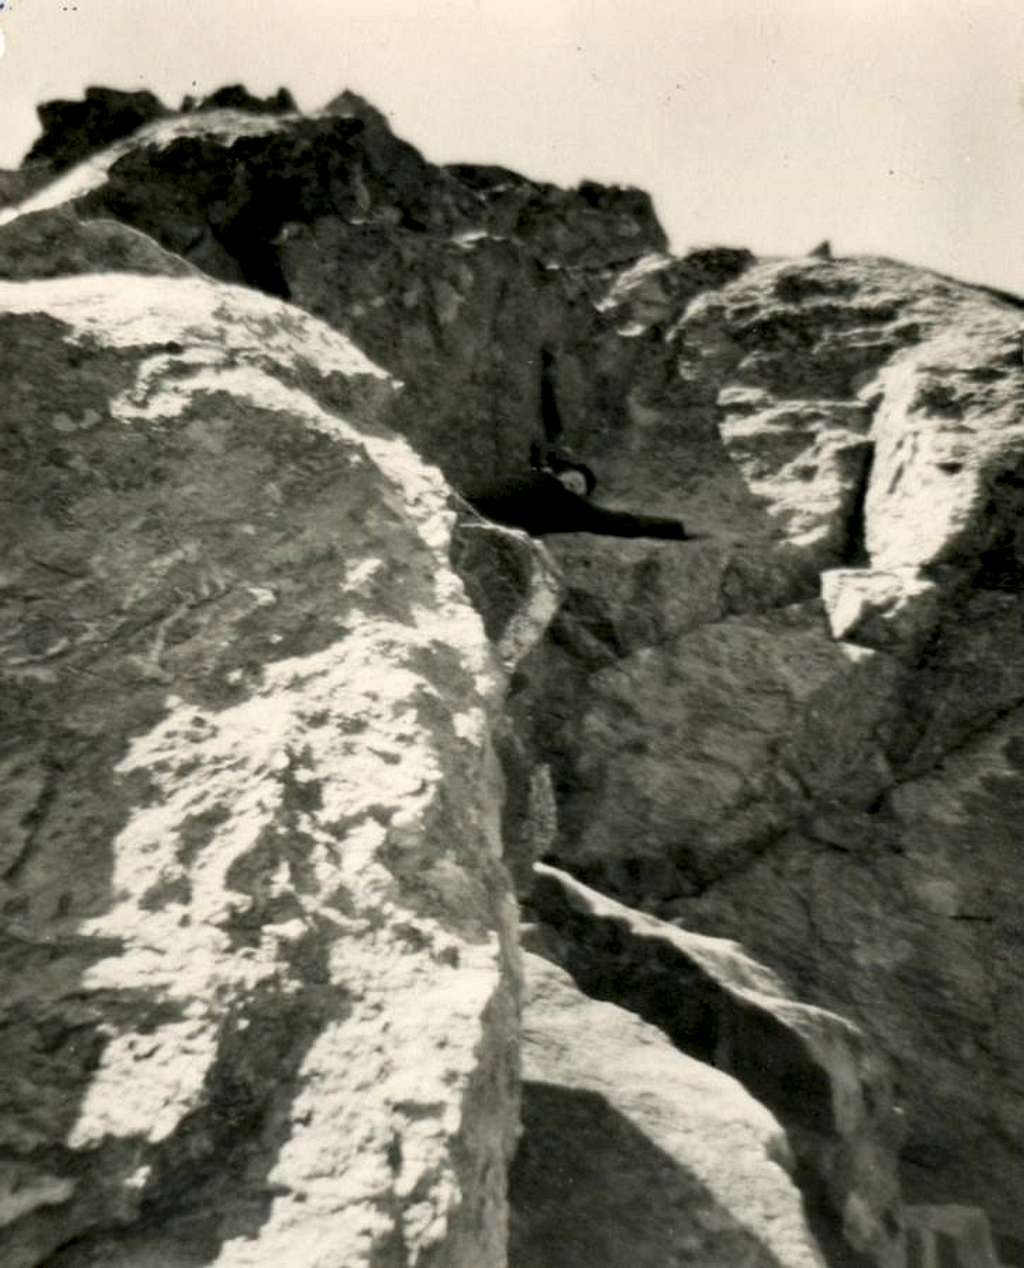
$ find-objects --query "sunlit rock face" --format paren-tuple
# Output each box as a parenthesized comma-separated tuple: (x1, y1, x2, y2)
(0, 239, 533, 1266)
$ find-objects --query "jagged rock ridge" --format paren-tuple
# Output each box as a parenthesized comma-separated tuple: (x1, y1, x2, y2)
(5, 83, 671, 495)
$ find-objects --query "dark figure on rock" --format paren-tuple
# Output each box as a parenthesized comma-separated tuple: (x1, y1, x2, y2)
(464, 439, 691, 540)
(465, 347, 692, 539)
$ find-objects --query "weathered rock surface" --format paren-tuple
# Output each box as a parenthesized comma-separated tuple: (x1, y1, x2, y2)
(509, 951, 828, 1268)
(448, 519, 564, 897)
(0, 255, 529, 1265)
(524, 596, 903, 892)
(525, 865, 904, 1267)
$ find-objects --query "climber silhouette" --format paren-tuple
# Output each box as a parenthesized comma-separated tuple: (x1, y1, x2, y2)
(463, 350, 692, 540)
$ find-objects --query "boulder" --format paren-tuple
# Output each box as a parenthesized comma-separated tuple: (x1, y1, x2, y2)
(676, 705, 1024, 1255)
(521, 597, 902, 894)
(0, 261, 527, 1266)
(525, 866, 904, 1267)
(509, 952, 829, 1268)
(820, 566, 941, 655)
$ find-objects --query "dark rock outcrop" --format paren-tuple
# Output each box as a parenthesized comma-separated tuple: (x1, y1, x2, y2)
(184, 84, 297, 115)
(903, 1206, 1004, 1268)
(22, 86, 169, 172)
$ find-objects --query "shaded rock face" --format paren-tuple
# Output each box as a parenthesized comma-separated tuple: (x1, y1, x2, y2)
(448, 518, 564, 897)
(509, 952, 829, 1268)
(0, 254, 533, 1266)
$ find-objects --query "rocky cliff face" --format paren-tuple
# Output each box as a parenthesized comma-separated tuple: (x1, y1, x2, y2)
(523, 256, 1024, 1254)
(2, 86, 1020, 1266)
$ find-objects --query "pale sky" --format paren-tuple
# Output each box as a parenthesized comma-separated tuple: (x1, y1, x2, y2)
(1, 0, 1023, 294)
